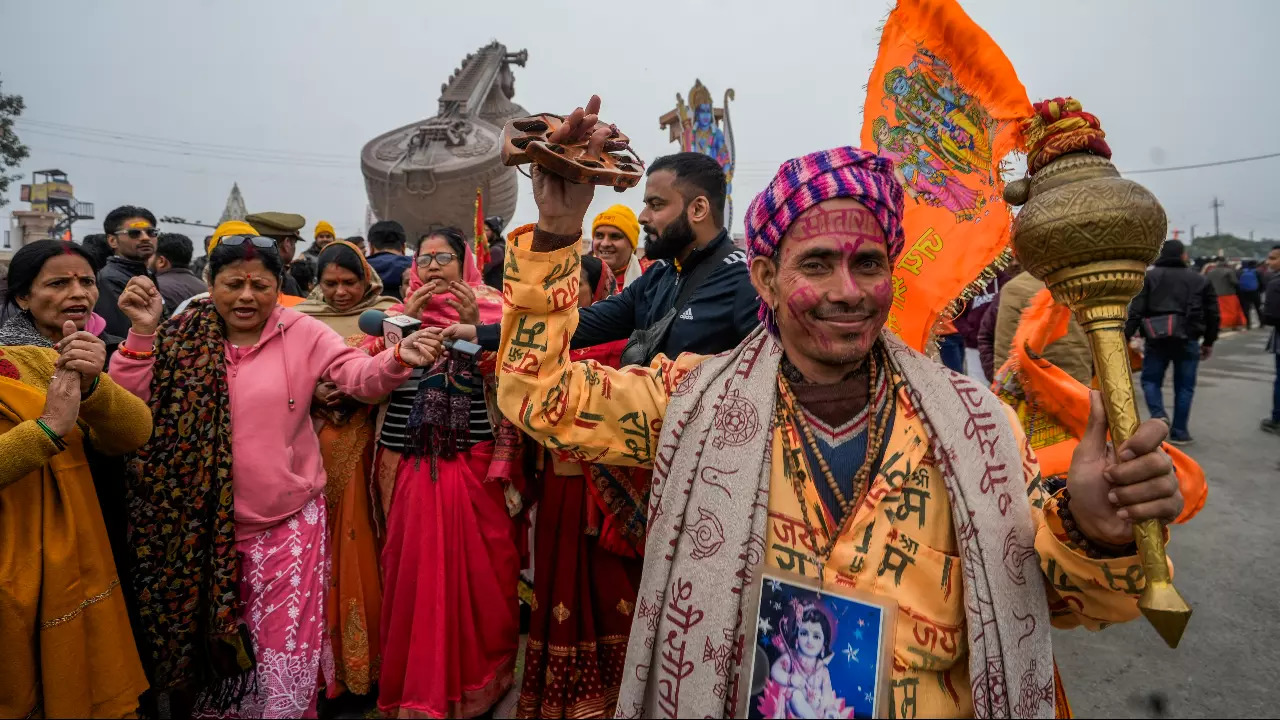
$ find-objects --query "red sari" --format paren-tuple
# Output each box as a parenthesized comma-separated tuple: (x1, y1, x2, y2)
(379, 441, 521, 718)
(516, 260, 647, 719)
(375, 246, 524, 718)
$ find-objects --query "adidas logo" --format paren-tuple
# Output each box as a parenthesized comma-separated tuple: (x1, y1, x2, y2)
(679, 308, 694, 320)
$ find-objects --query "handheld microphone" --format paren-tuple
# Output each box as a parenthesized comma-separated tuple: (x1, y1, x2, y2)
(356, 309, 421, 346)
(356, 308, 481, 357)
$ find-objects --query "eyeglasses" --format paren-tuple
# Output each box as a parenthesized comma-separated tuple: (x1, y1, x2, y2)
(219, 235, 278, 249)
(417, 252, 457, 267)
(114, 227, 158, 240)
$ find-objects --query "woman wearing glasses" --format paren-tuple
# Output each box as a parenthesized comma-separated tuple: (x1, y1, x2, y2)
(109, 225, 445, 719)
(371, 228, 524, 719)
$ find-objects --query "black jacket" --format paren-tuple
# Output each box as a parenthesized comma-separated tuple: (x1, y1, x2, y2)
(1125, 258, 1220, 346)
(95, 256, 159, 338)
(154, 268, 208, 311)
(477, 229, 760, 358)
(483, 240, 506, 290)
(1263, 272, 1280, 328)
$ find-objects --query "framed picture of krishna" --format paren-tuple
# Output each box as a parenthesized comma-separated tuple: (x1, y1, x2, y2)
(747, 570, 897, 719)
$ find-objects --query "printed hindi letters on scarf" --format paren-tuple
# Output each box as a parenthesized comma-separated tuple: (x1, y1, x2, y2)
(860, 0, 1034, 351)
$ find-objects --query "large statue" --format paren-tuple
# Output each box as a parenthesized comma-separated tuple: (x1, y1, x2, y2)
(659, 79, 736, 228)
(362, 42, 528, 244)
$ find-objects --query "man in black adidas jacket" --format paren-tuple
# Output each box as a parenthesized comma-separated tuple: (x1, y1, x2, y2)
(454, 152, 760, 358)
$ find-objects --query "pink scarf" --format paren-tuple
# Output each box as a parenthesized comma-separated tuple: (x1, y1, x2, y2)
(394, 244, 504, 328)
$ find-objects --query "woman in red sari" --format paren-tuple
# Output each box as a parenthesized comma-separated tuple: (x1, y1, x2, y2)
(373, 228, 524, 719)
(516, 253, 647, 719)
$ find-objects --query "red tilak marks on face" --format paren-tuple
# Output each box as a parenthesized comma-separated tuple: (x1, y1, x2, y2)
(785, 285, 833, 349)
(787, 206, 881, 242)
(223, 272, 270, 286)
(785, 285, 823, 317)
(871, 277, 893, 307)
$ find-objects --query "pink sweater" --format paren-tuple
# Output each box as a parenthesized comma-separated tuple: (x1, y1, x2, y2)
(110, 305, 412, 539)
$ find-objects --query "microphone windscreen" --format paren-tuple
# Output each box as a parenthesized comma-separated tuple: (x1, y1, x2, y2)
(357, 309, 388, 336)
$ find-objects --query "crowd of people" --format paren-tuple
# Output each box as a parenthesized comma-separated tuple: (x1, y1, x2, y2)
(0, 93, 1267, 720)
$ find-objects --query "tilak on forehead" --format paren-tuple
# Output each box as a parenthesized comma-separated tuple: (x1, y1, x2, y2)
(744, 146, 906, 334)
(786, 205, 883, 242)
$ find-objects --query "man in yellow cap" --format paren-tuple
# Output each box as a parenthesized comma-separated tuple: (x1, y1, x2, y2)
(301, 220, 338, 267)
(245, 211, 307, 297)
(591, 204, 649, 290)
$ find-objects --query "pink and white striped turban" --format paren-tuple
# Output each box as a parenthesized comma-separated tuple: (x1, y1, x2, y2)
(744, 146, 905, 334)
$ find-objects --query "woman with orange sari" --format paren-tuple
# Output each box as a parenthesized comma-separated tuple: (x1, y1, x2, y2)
(371, 228, 524, 719)
(294, 240, 399, 703)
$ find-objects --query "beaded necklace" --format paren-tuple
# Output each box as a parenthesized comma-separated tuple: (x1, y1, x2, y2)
(774, 344, 892, 578)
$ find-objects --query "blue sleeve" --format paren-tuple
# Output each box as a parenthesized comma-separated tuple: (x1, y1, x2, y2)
(570, 272, 644, 348)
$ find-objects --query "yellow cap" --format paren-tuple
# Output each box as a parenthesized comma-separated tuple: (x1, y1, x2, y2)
(315, 220, 335, 238)
(209, 220, 258, 253)
(591, 204, 640, 249)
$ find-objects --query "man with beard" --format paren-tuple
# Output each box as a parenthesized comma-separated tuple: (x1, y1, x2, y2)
(455, 152, 759, 359)
(495, 98, 1184, 719)
(95, 204, 163, 337)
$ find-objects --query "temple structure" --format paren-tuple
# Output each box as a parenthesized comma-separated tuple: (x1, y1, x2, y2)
(361, 42, 529, 243)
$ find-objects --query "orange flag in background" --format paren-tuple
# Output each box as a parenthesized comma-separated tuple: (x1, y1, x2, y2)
(473, 187, 490, 267)
(860, 0, 1034, 351)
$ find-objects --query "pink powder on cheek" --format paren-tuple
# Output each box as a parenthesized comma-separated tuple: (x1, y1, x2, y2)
(871, 278, 892, 306)
(785, 285, 823, 316)
(783, 285, 835, 350)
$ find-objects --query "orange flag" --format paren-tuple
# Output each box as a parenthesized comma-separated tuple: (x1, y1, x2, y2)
(860, 0, 1034, 351)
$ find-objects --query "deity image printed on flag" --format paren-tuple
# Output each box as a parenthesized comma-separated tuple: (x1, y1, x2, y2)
(749, 572, 893, 720)
(860, 0, 1034, 352)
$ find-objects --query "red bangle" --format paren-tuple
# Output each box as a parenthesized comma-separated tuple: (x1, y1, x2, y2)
(393, 342, 414, 369)
(116, 345, 155, 360)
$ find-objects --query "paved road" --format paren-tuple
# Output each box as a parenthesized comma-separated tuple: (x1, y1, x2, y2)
(1054, 328, 1279, 718)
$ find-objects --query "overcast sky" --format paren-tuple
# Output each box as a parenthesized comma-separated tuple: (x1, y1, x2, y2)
(2, 0, 1274, 248)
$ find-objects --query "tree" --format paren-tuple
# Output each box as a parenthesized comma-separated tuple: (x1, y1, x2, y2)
(0, 78, 29, 210)
(1188, 233, 1275, 260)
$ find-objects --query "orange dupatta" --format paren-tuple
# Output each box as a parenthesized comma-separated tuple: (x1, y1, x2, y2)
(995, 289, 1207, 523)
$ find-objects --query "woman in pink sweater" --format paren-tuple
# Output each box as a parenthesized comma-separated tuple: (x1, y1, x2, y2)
(109, 228, 443, 719)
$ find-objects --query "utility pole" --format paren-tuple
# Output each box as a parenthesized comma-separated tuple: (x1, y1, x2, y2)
(1210, 197, 1224, 237)
(1190, 224, 1197, 240)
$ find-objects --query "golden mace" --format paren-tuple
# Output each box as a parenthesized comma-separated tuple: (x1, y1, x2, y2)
(1005, 147, 1191, 649)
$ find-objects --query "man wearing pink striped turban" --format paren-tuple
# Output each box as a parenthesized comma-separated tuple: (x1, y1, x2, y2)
(494, 96, 1184, 719)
